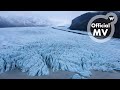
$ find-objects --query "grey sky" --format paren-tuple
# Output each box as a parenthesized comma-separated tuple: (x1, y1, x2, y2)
(0, 11, 93, 25)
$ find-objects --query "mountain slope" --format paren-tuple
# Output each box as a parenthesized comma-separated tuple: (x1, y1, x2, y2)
(69, 11, 120, 38)
(0, 15, 52, 28)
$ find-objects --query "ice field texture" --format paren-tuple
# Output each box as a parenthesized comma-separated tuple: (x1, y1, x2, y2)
(0, 26, 120, 78)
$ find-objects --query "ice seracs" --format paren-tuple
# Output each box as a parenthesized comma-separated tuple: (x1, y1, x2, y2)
(0, 26, 120, 78)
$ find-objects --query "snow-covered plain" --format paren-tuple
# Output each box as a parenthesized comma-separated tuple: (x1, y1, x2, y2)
(0, 26, 120, 78)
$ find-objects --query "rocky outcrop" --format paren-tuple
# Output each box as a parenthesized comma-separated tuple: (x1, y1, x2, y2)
(69, 11, 120, 38)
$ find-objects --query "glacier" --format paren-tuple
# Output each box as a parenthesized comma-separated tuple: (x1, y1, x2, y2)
(0, 26, 120, 78)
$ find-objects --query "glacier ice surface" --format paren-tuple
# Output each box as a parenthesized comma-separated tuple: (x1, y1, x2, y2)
(0, 26, 120, 78)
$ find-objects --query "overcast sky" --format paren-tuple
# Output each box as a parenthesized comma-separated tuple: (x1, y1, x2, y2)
(0, 11, 93, 25)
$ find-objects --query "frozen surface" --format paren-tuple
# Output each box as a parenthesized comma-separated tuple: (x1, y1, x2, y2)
(72, 74, 86, 79)
(0, 26, 120, 78)
(52, 26, 88, 35)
